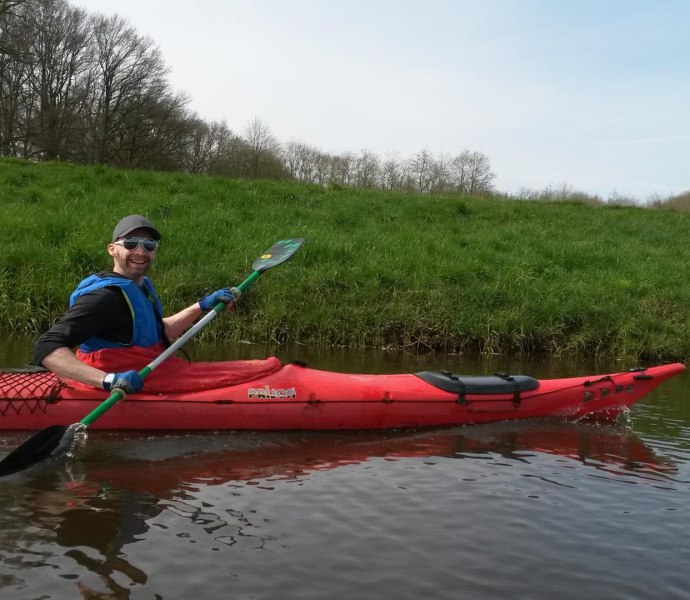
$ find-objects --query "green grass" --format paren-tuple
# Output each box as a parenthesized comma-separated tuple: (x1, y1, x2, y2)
(2, 157, 690, 360)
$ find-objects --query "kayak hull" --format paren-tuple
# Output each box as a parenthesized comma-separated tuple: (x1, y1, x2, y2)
(0, 362, 685, 431)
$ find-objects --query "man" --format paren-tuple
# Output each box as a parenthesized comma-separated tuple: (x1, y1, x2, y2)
(34, 214, 280, 395)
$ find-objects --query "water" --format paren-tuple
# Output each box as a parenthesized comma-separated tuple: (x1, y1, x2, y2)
(0, 335, 689, 599)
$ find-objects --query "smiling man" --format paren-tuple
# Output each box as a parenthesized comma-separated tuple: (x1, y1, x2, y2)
(32, 215, 271, 395)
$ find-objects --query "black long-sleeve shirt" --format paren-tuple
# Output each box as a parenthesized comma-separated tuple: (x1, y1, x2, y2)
(33, 271, 137, 366)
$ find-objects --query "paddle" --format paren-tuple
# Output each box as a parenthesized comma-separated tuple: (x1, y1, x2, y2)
(0, 237, 305, 477)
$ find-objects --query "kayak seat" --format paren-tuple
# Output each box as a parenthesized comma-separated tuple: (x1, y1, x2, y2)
(415, 371, 540, 396)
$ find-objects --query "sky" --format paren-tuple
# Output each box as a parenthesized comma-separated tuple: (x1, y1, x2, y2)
(73, 0, 690, 200)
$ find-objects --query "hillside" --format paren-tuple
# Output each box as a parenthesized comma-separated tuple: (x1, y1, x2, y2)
(2, 158, 689, 360)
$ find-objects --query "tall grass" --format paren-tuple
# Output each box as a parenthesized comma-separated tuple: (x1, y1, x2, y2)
(2, 158, 690, 360)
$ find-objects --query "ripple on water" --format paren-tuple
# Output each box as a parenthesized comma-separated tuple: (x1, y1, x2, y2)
(1, 417, 690, 599)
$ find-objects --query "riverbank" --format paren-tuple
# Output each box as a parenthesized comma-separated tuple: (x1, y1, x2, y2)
(2, 158, 689, 360)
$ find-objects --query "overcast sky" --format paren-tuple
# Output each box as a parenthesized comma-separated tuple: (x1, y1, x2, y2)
(73, 0, 689, 200)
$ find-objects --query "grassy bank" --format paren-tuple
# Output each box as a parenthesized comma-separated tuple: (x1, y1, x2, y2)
(1, 157, 689, 360)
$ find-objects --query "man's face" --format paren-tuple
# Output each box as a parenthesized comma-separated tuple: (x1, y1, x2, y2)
(107, 227, 158, 282)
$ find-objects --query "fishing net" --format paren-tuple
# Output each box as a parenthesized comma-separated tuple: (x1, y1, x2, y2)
(0, 366, 66, 414)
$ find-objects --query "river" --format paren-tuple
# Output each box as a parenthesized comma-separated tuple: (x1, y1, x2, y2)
(0, 335, 689, 599)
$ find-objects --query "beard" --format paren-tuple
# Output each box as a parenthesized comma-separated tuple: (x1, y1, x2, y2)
(113, 253, 151, 280)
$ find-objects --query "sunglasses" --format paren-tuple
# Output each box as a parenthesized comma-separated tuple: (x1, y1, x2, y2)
(114, 237, 159, 252)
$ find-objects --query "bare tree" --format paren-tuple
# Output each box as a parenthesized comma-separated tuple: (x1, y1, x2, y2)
(284, 139, 321, 183)
(448, 150, 495, 194)
(84, 13, 169, 164)
(117, 88, 190, 169)
(429, 153, 449, 194)
(182, 118, 235, 174)
(0, 0, 27, 54)
(380, 153, 402, 190)
(207, 133, 250, 177)
(325, 152, 354, 187)
(20, 0, 90, 159)
(242, 117, 284, 178)
(311, 150, 332, 185)
(0, 0, 32, 154)
(410, 149, 434, 193)
(0, 1, 191, 168)
(353, 149, 380, 188)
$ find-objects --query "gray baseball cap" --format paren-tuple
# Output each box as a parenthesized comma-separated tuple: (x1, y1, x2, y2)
(112, 214, 161, 241)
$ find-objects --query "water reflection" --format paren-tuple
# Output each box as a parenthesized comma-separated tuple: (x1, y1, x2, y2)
(75, 423, 677, 493)
(0, 472, 157, 598)
(0, 421, 679, 599)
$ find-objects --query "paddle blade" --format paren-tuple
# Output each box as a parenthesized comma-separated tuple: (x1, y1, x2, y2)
(0, 423, 86, 477)
(252, 238, 304, 273)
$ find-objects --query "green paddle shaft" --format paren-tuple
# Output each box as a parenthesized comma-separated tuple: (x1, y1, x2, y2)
(79, 241, 301, 426)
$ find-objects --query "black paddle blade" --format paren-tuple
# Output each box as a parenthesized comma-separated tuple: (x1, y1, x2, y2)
(252, 238, 304, 273)
(0, 423, 85, 477)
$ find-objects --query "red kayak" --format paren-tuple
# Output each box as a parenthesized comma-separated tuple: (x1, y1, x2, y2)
(0, 362, 685, 431)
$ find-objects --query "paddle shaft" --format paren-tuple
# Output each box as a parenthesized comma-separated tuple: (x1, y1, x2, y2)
(79, 269, 263, 426)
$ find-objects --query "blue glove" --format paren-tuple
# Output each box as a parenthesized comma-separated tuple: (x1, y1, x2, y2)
(199, 287, 241, 311)
(103, 370, 144, 394)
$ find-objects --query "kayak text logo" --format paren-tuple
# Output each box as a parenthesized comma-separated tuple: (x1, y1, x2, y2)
(248, 385, 297, 399)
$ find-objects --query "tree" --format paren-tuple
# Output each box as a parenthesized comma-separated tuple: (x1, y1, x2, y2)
(410, 149, 434, 193)
(380, 153, 402, 191)
(116, 88, 191, 169)
(448, 150, 495, 194)
(325, 152, 354, 187)
(0, 0, 33, 155)
(84, 13, 169, 165)
(353, 149, 380, 188)
(284, 140, 321, 183)
(0, 0, 28, 55)
(242, 117, 284, 178)
(429, 153, 449, 194)
(182, 118, 235, 174)
(16, 0, 90, 159)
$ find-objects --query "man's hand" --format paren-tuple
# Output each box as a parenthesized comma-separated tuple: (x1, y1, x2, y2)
(103, 370, 144, 394)
(198, 287, 241, 311)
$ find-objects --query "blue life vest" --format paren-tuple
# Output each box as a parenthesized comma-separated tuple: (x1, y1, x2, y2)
(70, 274, 164, 353)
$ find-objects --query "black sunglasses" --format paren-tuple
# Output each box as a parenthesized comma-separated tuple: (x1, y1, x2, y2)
(115, 237, 159, 252)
